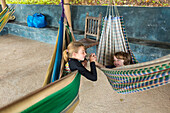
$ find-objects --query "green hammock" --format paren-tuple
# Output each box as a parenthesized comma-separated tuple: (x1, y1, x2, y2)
(0, 71, 81, 113)
(97, 5, 170, 94)
(0, 6, 15, 32)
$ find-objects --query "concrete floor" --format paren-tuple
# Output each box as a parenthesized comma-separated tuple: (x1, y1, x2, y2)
(0, 34, 170, 113)
(0, 34, 54, 107)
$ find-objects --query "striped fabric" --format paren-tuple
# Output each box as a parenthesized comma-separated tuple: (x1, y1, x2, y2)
(119, 16, 138, 64)
(97, 15, 137, 66)
(101, 54, 170, 94)
(0, 6, 15, 32)
(97, 16, 107, 65)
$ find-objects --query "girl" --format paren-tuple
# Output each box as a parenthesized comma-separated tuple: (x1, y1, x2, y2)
(63, 41, 97, 81)
(95, 51, 131, 68)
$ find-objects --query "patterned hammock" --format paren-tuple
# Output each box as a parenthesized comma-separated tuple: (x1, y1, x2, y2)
(0, 6, 15, 32)
(101, 55, 170, 94)
(0, 1, 80, 112)
(97, 5, 170, 94)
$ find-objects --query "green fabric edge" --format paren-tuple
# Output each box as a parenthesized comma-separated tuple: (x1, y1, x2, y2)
(21, 73, 81, 113)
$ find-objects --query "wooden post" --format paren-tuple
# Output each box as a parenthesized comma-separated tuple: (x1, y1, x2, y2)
(64, 0, 72, 27)
(1, 0, 7, 10)
(64, 0, 75, 41)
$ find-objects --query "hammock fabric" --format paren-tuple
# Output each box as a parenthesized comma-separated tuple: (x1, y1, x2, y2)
(0, 71, 81, 113)
(101, 54, 170, 94)
(22, 72, 81, 113)
(97, 13, 137, 66)
(97, 5, 170, 94)
(51, 16, 64, 82)
(0, 6, 15, 32)
(43, 22, 75, 86)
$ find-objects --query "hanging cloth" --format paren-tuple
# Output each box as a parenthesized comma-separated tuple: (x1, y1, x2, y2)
(0, 5, 15, 32)
(97, 5, 138, 66)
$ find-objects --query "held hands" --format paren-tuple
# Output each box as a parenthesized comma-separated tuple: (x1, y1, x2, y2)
(88, 53, 105, 68)
(89, 53, 97, 62)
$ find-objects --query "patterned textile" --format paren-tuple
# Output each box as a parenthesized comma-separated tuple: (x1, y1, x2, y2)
(101, 54, 170, 94)
(0, 6, 15, 32)
(120, 16, 138, 64)
(63, 62, 71, 76)
(97, 15, 137, 66)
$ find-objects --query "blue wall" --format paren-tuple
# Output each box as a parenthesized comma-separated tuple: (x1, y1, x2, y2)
(4, 5, 169, 43)
(71, 6, 170, 43)
(13, 5, 62, 28)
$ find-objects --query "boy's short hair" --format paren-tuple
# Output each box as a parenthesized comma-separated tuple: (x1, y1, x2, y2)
(114, 51, 131, 65)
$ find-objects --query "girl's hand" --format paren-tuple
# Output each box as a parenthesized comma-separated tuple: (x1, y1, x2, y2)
(89, 53, 97, 62)
(82, 60, 88, 67)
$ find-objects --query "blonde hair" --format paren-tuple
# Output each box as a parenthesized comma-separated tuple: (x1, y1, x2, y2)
(114, 51, 131, 65)
(63, 41, 85, 62)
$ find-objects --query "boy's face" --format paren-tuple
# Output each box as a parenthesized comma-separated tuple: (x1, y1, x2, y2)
(113, 56, 124, 67)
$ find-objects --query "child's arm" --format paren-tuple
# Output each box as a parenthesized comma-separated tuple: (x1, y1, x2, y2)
(69, 59, 97, 81)
(89, 53, 105, 68)
(81, 58, 88, 67)
(95, 61, 105, 68)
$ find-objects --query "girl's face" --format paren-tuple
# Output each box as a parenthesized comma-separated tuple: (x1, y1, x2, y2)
(73, 46, 86, 61)
(113, 56, 124, 67)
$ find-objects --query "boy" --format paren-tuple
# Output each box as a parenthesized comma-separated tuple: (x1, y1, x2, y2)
(95, 51, 131, 68)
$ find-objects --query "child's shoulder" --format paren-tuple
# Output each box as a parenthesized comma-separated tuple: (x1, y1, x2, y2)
(69, 58, 83, 70)
(69, 58, 81, 65)
(69, 58, 79, 62)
